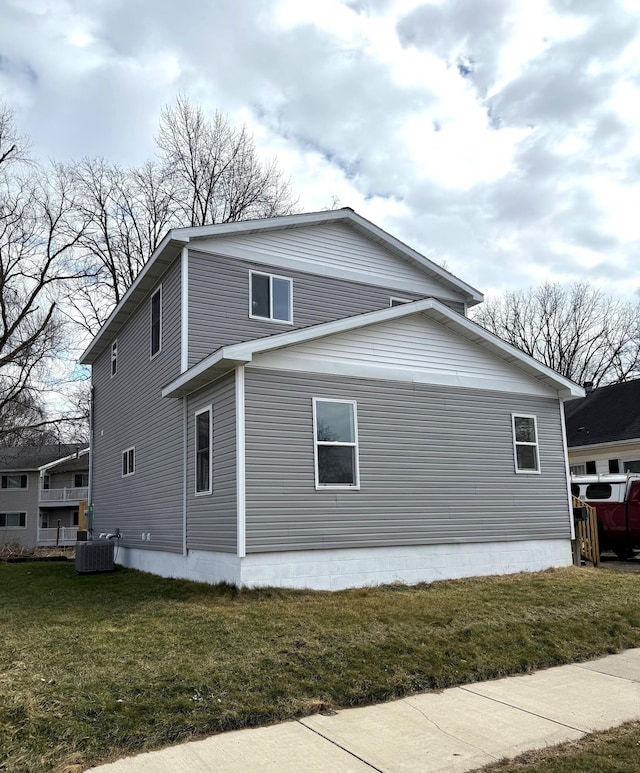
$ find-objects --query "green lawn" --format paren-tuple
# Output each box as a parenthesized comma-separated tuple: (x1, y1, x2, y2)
(479, 720, 640, 772)
(1, 563, 640, 772)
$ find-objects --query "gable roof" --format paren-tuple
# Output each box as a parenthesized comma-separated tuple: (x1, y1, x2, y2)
(0, 445, 88, 473)
(162, 298, 583, 400)
(79, 209, 483, 365)
(564, 379, 640, 448)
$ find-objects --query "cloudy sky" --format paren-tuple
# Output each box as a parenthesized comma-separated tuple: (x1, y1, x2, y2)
(2, 0, 640, 303)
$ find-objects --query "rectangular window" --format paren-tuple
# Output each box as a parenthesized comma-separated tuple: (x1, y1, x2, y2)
(569, 464, 586, 476)
(624, 460, 640, 473)
(0, 512, 26, 528)
(585, 460, 596, 474)
(122, 447, 135, 477)
(42, 474, 50, 490)
(111, 339, 118, 376)
(195, 407, 212, 494)
(608, 459, 620, 474)
(74, 473, 89, 488)
(250, 271, 292, 323)
(313, 398, 359, 488)
(1, 475, 27, 489)
(512, 415, 540, 473)
(150, 286, 162, 357)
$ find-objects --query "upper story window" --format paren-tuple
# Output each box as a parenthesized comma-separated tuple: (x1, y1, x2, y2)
(195, 407, 213, 495)
(512, 414, 540, 473)
(0, 512, 26, 528)
(313, 398, 360, 489)
(42, 474, 50, 490)
(122, 447, 135, 477)
(74, 473, 89, 488)
(1, 475, 27, 489)
(151, 286, 162, 358)
(250, 271, 292, 323)
(111, 339, 118, 376)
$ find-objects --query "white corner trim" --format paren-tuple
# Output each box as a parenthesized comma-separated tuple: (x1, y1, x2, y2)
(236, 365, 246, 558)
(182, 396, 188, 554)
(181, 246, 189, 373)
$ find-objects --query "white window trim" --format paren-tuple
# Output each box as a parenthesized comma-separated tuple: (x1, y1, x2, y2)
(0, 512, 26, 529)
(249, 270, 293, 324)
(389, 296, 411, 306)
(512, 413, 541, 474)
(150, 285, 163, 359)
(195, 405, 213, 496)
(122, 446, 136, 477)
(1, 474, 28, 490)
(111, 339, 118, 377)
(312, 397, 360, 490)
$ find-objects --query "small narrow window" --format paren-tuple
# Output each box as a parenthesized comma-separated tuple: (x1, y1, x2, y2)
(608, 459, 620, 474)
(313, 399, 359, 488)
(512, 415, 540, 473)
(73, 510, 79, 526)
(122, 447, 135, 477)
(249, 271, 292, 323)
(42, 474, 50, 490)
(585, 460, 596, 474)
(195, 407, 212, 494)
(150, 287, 162, 357)
(111, 339, 118, 376)
(0, 512, 26, 528)
(1, 475, 27, 489)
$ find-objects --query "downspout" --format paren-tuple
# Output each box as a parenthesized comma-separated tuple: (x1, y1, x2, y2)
(236, 365, 246, 558)
(88, 384, 95, 536)
(559, 399, 575, 541)
(183, 395, 187, 556)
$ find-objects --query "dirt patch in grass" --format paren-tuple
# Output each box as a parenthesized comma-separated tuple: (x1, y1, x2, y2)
(1, 564, 640, 772)
(477, 720, 640, 772)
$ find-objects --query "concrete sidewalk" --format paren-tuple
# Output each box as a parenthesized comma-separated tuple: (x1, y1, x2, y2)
(90, 649, 640, 773)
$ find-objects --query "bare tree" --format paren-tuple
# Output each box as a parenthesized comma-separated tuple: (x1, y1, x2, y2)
(0, 105, 90, 441)
(472, 281, 640, 386)
(64, 96, 298, 335)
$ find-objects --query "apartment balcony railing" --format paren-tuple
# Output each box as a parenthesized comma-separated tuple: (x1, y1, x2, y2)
(40, 487, 88, 503)
(37, 526, 78, 546)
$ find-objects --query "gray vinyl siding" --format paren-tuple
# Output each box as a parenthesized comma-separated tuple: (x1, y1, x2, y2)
(244, 369, 571, 553)
(0, 471, 38, 547)
(186, 374, 237, 552)
(91, 260, 184, 552)
(188, 250, 433, 366)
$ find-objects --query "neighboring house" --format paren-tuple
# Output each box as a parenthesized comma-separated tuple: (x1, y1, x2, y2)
(79, 208, 583, 590)
(564, 379, 640, 476)
(0, 445, 89, 549)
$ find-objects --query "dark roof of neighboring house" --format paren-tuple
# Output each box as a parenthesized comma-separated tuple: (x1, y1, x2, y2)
(0, 445, 88, 472)
(564, 379, 640, 447)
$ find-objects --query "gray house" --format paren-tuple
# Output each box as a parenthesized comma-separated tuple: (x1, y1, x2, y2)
(80, 209, 583, 589)
(0, 445, 89, 549)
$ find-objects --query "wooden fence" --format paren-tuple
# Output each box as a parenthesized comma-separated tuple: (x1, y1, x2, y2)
(571, 495, 600, 567)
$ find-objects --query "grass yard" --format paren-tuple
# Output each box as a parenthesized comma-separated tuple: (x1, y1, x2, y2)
(479, 720, 640, 772)
(1, 563, 640, 772)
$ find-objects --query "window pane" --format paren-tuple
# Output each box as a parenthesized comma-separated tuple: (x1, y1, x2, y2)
(251, 274, 270, 318)
(586, 483, 613, 499)
(2, 475, 26, 489)
(318, 446, 356, 485)
(316, 401, 355, 442)
(514, 416, 536, 443)
(151, 291, 161, 355)
(196, 411, 210, 493)
(272, 278, 291, 321)
(516, 445, 538, 471)
(624, 460, 640, 473)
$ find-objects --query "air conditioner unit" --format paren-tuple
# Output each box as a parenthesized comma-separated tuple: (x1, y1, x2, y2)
(75, 540, 115, 574)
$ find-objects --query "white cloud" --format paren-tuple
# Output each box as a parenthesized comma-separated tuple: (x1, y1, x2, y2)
(0, 0, 639, 303)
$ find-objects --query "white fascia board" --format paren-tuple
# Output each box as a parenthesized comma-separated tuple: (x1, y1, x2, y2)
(79, 231, 189, 364)
(163, 297, 583, 399)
